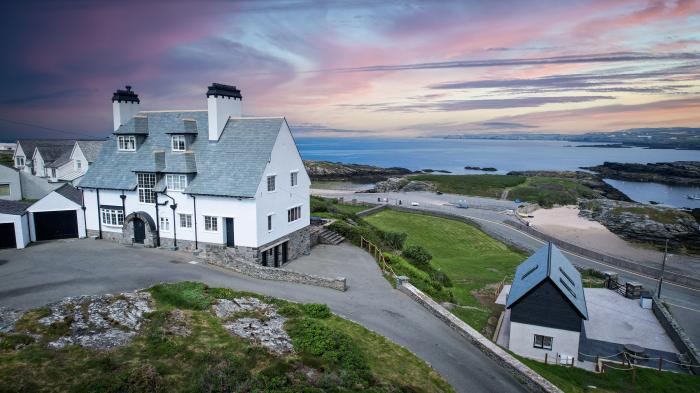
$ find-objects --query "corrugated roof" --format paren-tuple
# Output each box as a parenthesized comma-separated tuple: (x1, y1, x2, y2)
(79, 111, 284, 198)
(55, 184, 83, 205)
(0, 199, 30, 215)
(506, 243, 588, 319)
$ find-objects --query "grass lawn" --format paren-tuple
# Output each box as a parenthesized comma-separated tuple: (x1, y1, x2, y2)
(0, 282, 453, 393)
(0, 151, 13, 168)
(507, 176, 598, 207)
(518, 355, 700, 393)
(364, 210, 527, 331)
(408, 174, 526, 198)
(311, 196, 369, 219)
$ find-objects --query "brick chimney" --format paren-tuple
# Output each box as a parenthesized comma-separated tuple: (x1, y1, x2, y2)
(206, 83, 242, 141)
(112, 85, 140, 131)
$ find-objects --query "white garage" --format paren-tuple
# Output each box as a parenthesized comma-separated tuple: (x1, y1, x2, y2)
(27, 184, 86, 241)
(0, 200, 31, 249)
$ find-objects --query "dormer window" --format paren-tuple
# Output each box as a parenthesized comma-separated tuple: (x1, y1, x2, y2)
(166, 174, 188, 191)
(171, 135, 186, 151)
(118, 135, 136, 151)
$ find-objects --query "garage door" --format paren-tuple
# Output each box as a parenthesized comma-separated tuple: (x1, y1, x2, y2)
(34, 210, 78, 241)
(0, 223, 16, 249)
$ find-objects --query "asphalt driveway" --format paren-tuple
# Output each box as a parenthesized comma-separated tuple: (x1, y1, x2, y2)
(0, 239, 527, 393)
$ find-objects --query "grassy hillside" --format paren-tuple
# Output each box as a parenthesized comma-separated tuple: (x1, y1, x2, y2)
(408, 174, 526, 198)
(0, 282, 453, 393)
(508, 176, 598, 207)
(364, 210, 526, 331)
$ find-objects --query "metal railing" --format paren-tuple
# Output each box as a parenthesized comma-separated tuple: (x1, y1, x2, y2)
(360, 236, 397, 278)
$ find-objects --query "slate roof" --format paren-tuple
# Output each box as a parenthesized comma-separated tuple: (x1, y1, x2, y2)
(79, 111, 284, 198)
(506, 243, 588, 319)
(0, 199, 30, 215)
(55, 184, 83, 205)
(76, 140, 105, 162)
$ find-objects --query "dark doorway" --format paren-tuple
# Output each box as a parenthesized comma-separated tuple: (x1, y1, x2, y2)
(34, 210, 78, 241)
(225, 218, 234, 247)
(262, 249, 268, 266)
(0, 223, 16, 249)
(133, 218, 145, 244)
(282, 242, 288, 263)
(273, 245, 280, 267)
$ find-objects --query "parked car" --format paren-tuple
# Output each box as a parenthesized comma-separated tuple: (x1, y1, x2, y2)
(411, 202, 420, 206)
(455, 200, 469, 209)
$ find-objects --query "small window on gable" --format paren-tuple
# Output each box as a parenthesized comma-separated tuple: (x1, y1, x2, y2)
(171, 135, 186, 151)
(267, 214, 273, 231)
(267, 175, 276, 192)
(76, 160, 82, 169)
(290, 171, 298, 187)
(15, 156, 24, 167)
(118, 135, 136, 151)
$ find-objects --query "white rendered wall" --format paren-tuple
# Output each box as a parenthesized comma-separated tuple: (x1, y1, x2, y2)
(33, 150, 46, 177)
(113, 101, 140, 131)
(207, 96, 241, 141)
(27, 191, 86, 240)
(12, 144, 29, 172)
(508, 321, 581, 362)
(254, 120, 310, 248)
(0, 213, 29, 248)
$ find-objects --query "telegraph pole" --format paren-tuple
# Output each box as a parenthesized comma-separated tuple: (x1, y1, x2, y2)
(657, 239, 668, 298)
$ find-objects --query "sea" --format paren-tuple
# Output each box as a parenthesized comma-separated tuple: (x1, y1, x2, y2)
(296, 137, 700, 209)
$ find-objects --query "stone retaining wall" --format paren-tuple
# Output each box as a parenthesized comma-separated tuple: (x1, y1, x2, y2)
(504, 219, 700, 290)
(208, 253, 347, 292)
(356, 204, 388, 217)
(398, 282, 563, 393)
(652, 298, 700, 370)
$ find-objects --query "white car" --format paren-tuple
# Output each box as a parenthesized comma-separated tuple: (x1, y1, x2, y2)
(411, 202, 420, 206)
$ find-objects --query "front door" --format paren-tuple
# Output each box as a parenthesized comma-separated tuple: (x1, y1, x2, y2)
(225, 217, 234, 247)
(133, 218, 145, 244)
(273, 245, 280, 267)
(282, 242, 288, 263)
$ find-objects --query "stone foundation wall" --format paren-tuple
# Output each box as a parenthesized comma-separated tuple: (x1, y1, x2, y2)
(87, 229, 123, 243)
(399, 282, 563, 393)
(652, 298, 700, 369)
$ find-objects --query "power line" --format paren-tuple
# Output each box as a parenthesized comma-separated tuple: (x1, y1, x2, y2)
(0, 117, 101, 139)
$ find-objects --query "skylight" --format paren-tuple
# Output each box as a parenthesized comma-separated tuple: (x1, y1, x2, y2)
(559, 267, 576, 287)
(559, 278, 577, 298)
(522, 265, 538, 280)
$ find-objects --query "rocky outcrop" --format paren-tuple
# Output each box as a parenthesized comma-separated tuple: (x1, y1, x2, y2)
(579, 199, 700, 252)
(508, 170, 632, 201)
(304, 160, 411, 181)
(371, 177, 436, 193)
(582, 161, 700, 186)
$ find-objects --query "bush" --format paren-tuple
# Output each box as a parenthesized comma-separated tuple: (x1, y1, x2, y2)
(302, 304, 332, 319)
(382, 231, 407, 250)
(384, 253, 454, 303)
(429, 270, 453, 288)
(402, 245, 432, 267)
(149, 282, 212, 310)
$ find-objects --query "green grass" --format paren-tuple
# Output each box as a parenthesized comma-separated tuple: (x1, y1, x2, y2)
(364, 210, 527, 331)
(311, 195, 369, 219)
(408, 174, 526, 198)
(0, 282, 453, 393)
(612, 206, 692, 225)
(508, 176, 598, 207)
(518, 355, 700, 393)
(0, 151, 13, 168)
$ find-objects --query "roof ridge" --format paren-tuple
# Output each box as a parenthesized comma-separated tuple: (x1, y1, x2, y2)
(546, 242, 552, 276)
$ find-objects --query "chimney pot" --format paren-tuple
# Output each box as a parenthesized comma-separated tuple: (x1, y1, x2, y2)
(112, 84, 140, 131)
(207, 82, 242, 141)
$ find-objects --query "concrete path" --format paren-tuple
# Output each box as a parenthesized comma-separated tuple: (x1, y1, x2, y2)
(0, 239, 527, 393)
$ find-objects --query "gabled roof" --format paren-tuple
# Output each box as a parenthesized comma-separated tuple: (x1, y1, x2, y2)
(76, 140, 105, 162)
(0, 199, 30, 215)
(79, 111, 285, 198)
(16, 140, 73, 160)
(506, 243, 588, 319)
(55, 184, 82, 205)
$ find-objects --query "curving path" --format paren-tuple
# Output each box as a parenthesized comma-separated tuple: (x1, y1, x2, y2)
(0, 239, 527, 393)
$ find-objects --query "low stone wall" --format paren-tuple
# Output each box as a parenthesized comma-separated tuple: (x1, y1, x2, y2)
(209, 253, 347, 292)
(504, 219, 700, 290)
(652, 298, 700, 370)
(356, 204, 388, 217)
(399, 282, 563, 393)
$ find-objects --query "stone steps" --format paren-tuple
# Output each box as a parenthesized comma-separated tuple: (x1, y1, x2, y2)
(318, 228, 345, 245)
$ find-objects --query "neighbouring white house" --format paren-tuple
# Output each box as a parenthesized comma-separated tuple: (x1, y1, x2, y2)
(13, 139, 104, 183)
(78, 83, 311, 266)
(0, 199, 31, 249)
(503, 243, 588, 363)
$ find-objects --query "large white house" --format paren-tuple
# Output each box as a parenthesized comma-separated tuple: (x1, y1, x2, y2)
(79, 83, 311, 266)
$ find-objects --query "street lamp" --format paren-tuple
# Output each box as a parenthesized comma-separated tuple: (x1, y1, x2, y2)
(656, 239, 669, 299)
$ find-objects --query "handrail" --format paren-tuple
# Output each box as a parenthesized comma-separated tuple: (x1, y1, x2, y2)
(360, 236, 397, 278)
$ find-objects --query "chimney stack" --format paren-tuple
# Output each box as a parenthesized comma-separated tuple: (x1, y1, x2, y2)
(112, 85, 140, 131)
(206, 83, 242, 141)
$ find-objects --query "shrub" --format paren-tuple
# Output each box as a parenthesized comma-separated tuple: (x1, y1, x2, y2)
(381, 231, 407, 250)
(149, 282, 212, 310)
(276, 304, 302, 318)
(429, 270, 453, 288)
(402, 245, 432, 267)
(302, 304, 331, 319)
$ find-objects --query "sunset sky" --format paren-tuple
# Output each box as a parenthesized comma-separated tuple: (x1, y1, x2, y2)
(1, 0, 699, 139)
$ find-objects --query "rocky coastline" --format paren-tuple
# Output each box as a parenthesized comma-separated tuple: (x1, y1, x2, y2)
(304, 160, 412, 182)
(582, 161, 700, 187)
(507, 170, 632, 201)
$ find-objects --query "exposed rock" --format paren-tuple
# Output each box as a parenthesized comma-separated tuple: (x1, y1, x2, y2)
(401, 180, 437, 192)
(0, 307, 23, 333)
(36, 291, 153, 350)
(212, 298, 293, 355)
(579, 199, 700, 252)
(304, 160, 411, 181)
(372, 177, 408, 192)
(163, 309, 191, 337)
(582, 161, 700, 186)
(507, 170, 632, 201)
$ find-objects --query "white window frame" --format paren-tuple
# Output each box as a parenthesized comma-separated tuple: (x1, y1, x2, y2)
(160, 216, 170, 232)
(290, 170, 298, 187)
(287, 205, 302, 223)
(137, 173, 157, 204)
(76, 159, 82, 170)
(15, 156, 24, 167)
(0, 183, 10, 196)
(267, 213, 274, 232)
(165, 174, 188, 191)
(171, 135, 186, 152)
(100, 207, 124, 226)
(179, 213, 192, 229)
(204, 216, 218, 232)
(533, 334, 553, 350)
(117, 135, 136, 151)
(267, 174, 276, 192)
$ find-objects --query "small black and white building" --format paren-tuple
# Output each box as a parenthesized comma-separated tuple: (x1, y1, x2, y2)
(0, 200, 31, 249)
(505, 243, 589, 361)
(27, 184, 86, 241)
